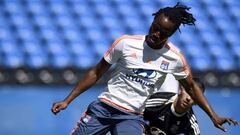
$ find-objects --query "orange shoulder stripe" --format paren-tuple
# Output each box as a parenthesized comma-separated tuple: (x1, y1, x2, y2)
(165, 43, 190, 74)
(104, 35, 144, 57)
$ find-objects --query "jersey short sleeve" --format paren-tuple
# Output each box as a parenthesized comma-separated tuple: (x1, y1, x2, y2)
(173, 52, 190, 80)
(104, 36, 125, 64)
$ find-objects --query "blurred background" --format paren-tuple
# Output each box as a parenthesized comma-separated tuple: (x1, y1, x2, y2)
(0, 0, 239, 134)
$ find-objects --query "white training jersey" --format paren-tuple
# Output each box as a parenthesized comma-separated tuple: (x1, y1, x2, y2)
(98, 35, 190, 114)
(156, 74, 179, 94)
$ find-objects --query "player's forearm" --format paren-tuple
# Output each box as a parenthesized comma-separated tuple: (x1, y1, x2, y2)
(191, 83, 218, 121)
(63, 58, 111, 105)
(63, 68, 99, 105)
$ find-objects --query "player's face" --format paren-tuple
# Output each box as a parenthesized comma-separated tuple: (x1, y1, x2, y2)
(177, 86, 194, 109)
(147, 14, 178, 48)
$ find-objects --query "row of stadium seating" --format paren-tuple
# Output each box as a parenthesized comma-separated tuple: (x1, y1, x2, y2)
(0, 0, 239, 72)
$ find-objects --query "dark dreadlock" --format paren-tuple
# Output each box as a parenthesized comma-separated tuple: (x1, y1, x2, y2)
(152, 2, 196, 32)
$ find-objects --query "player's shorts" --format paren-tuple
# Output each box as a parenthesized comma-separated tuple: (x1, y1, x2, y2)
(70, 100, 147, 135)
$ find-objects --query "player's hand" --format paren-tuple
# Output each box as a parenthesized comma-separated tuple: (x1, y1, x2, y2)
(51, 101, 68, 115)
(213, 116, 239, 132)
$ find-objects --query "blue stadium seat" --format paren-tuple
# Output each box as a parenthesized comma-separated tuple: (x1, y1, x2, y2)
(16, 27, 37, 42)
(94, 3, 116, 18)
(200, 31, 224, 45)
(230, 43, 240, 58)
(228, 5, 240, 19)
(48, 1, 70, 16)
(54, 15, 77, 29)
(143, 15, 154, 27)
(23, 42, 48, 69)
(182, 0, 201, 8)
(90, 0, 111, 4)
(113, 0, 134, 5)
(32, 14, 55, 29)
(92, 40, 110, 59)
(0, 14, 9, 28)
(73, 53, 97, 69)
(137, 1, 158, 18)
(207, 43, 230, 58)
(180, 25, 196, 34)
(191, 7, 209, 20)
(50, 53, 72, 69)
(3, 1, 23, 14)
(101, 16, 124, 31)
(169, 34, 180, 46)
(223, 0, 240, 7)
(0, 40, 20, 54)
(22, 41, 44, 55)
(183, 41, 205, 57)
(0, 0, 239, 71)
(207, 6, 229, 21)
(39, 28, 60, 43)
(224, 32, 240, 45)
(215, 56, 236, 71)
(62, 28, 81, 43)
(86, 28, 105, 44)
(107, 27, 126, 42)
(190, 55, 213, 71)
(124, 17, 146, 34)
(116, 4, 139, 18)
(156, 0, 177, 7)
(214, 18, 237, 33)
(0, 27, 14, 41)
(45, 41, 67, 56)
(178, 31, 199, 44)
(201, 0, 223, 7)
(2, 53, 24, 68)
(134, 0, 155, 5)
(26, 1, 47, 16)
(69, 41, 89, 56)
(236, 17, 240, 31)
(79, 16, 100, 30)
(8, 13, 31, 29)
(26, 53, 48, 69)
(27, 5, 54, 30)
(195, 18, 216, 33)
(70, 1, 93, 18)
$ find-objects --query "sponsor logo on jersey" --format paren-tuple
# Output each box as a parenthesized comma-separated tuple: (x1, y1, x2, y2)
(160, 60, 169, 70)
(125, 69, 156, 88)
(132, 69, 157, 79)
(126, 74, 154, 88)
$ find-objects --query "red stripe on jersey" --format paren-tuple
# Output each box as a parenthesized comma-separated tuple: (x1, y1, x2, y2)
(99, 98, 143, 115)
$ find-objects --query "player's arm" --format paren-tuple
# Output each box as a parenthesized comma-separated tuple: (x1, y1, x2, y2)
(179, 74, 239, 132)
(51, 58, 111, 115)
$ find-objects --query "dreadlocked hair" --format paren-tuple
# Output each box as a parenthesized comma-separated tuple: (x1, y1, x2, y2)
(153, 2, 196, 28)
